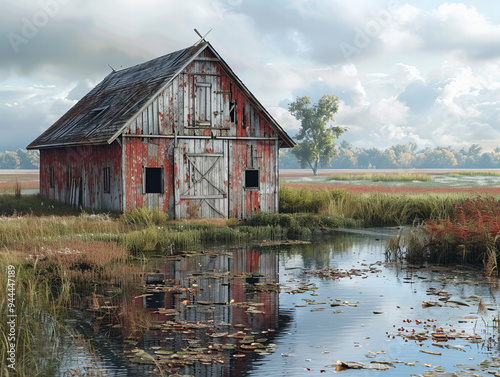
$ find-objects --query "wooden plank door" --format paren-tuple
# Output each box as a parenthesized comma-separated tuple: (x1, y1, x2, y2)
(174, 139, 228, 219)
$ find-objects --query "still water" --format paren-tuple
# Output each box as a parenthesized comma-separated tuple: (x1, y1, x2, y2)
(70, 228, 500, 376)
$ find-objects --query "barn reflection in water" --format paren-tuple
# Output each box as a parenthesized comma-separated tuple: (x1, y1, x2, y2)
(130, 247, 281, 376)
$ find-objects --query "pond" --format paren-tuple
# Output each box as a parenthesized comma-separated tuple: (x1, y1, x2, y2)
(68, 228, 500, 376)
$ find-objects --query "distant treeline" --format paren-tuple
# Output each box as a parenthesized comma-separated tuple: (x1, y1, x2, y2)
(4, 143, 500, 170)
(280, 142, 500, 169)
(0, 149, 39, 169)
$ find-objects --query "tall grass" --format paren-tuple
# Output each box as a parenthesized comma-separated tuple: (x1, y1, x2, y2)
(279, 185, 476, 226)
(327, 173, 432, 182)
(386, 197, 500, 273)
(0, 260, 72, 376)
(447, 170, 500, 177)
(123, 207, 168, 227)
(0, 238, 143, 376)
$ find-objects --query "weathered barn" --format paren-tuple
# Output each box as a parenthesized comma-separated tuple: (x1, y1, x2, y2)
(27, 41, 294, 219)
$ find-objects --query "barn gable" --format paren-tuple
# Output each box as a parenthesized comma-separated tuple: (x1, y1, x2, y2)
(27, 42, 293, 150)
(27, 41, 295, 218)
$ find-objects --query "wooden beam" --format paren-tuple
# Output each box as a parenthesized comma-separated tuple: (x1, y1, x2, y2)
(123, 134, 279, 141)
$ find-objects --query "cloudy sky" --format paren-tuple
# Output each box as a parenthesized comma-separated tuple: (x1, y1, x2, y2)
(2, 0, 500, 153)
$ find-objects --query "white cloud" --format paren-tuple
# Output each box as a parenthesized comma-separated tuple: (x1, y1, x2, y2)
(269, 106, 301, 133)
(369, 97, 409, 126)
(2, 0, 500, 154)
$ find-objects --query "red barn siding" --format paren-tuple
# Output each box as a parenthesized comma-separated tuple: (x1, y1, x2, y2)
(40, 143, 122, 211)
(124, 137, 175, 214)
(121, 52, 280, 219)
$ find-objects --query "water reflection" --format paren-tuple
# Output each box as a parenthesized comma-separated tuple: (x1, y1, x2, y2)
(76, 229, 500, 377)
(129, 247, 282, 376)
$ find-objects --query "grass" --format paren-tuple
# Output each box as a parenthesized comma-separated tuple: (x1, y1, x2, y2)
(278, 185, 478, 226)
(386, 197, 500, 273)
(327, 173, 432, 182)
(447, 170, 500, 177)
(0, 236, 143, 376)
(0, 259, 73, 376)
(1, 188, 499, 374)
(0, 194, 85, 216)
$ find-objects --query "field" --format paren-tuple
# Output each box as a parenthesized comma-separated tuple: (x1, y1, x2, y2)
(280, 168, 500, 194)
(0, 170, 39, 194)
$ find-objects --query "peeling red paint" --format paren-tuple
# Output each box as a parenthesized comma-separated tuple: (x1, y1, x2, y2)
(41, 48, 280, 219)
(159, 111, 165, 129)
(40, 143, 122, 211)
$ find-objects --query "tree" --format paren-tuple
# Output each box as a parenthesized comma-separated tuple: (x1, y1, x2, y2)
(16, 149, 39, 169)
(288, 95, 347, 175)
(0, 151, 19, 169)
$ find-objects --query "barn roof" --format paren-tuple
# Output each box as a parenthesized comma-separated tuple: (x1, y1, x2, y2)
(27, 42, 295, 150)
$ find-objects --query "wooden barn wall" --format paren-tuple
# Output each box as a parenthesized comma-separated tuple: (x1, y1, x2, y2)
(123, 48, 279, 219)
(123, 137, 174, 214)
(39, 143, 122, 211)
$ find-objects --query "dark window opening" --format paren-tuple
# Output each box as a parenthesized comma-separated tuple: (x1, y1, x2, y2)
(49, 167, 54, 188)
(66, 167, 73, 188)
(103, 167, 110, 193)
(145, 167, 163, 194)
(245, 169, 259, 189)
(229, 101, 237, 123)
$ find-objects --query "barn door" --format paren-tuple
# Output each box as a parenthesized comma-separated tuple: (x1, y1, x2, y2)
(174, 140, 228, 219)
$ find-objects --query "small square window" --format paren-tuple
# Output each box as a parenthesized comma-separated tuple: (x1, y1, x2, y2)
(49, 167, 55, 188)
(245, 169, 259, 189)
(103, 167, 110, 193)
(145, 167, 163, 194)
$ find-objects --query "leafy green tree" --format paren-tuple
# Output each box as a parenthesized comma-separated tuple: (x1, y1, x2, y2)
(16, 149, 39, 168)
(288, 95, 347, 175)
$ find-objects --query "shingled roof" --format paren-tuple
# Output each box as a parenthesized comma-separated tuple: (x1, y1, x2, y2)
(27, 42, 294, 150)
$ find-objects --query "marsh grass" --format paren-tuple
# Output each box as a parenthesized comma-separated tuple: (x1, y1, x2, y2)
(123, 207, 169, 227)
(280, 185, 473, 226)
(386, 197, 500, 272)
(3, 190, 500, 374)
(447, 170, 500, 177)
(0, 260, 73, 376)
(246, 211, 360, 231)
(0, 239, 142, 377)
(327, 173, 432, 182)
